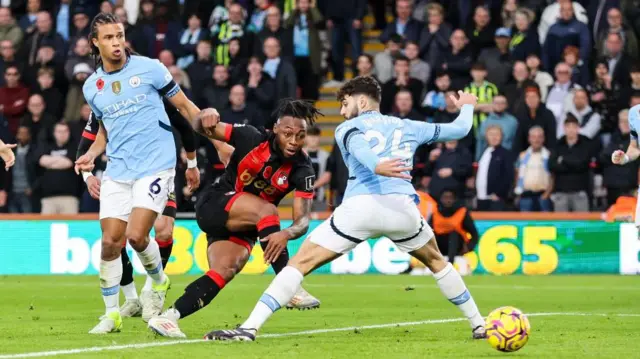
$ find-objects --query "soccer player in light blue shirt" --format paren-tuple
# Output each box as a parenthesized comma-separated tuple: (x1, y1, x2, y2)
(204, 77, 488, 342)
(612, 105, 640, 221)
(75, 13, 219, 334)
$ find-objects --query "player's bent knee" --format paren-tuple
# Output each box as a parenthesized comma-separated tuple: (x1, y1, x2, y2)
(258, 202, 278, 217)
(101, 235, 122, 260)
(125, 229, 149, 248)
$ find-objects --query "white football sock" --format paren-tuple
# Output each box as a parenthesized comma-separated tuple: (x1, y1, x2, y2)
(142, 275, 153, 292)
(433, 263, 484, 328)
(100, 256, 123, 315)
(241, 266, 303, 330)
(135, 239, 166, 285)
(121, 282, 138, 301)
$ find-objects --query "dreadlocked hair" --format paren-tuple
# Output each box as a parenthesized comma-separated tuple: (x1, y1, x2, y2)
(89, 12, 135, 68)
(272, 98, 323, 126)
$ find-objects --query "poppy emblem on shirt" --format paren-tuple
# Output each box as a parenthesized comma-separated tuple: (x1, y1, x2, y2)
(129, 76, 141, 88)
(96, 78, 104, 90)
(112, 80, 121, 95)
(262, 166, 273, 179)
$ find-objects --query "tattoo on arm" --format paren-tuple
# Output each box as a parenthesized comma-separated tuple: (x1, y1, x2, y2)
(285, 197, 312, 240)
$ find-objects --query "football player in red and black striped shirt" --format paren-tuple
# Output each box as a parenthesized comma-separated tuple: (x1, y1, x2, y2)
(148, 99, 322, 338)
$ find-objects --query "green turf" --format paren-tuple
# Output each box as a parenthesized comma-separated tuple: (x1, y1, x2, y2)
(1, 275, 639, 358)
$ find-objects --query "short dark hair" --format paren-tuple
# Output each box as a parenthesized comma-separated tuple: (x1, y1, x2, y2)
(631, 63, 640, 73)
(564, 113, 579, 125)
(631, 90, 640, 98)
(471, 62, 487, 71)
(272, 98, 322, 126)
(359, 53, 374, 65)
(435, 69, 449, 79)
(307, 125, 321, 136)
(393, 54, 409, 65)
(337, 76, 382, 103)
(388, 33, 404, 45)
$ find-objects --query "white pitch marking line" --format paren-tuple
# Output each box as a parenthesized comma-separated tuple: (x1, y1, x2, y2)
(0, 312, 638, 359)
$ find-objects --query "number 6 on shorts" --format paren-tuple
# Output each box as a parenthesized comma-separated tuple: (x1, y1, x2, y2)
(149, 178, 161, 195)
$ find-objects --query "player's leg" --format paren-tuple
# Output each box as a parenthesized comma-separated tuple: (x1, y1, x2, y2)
(119, 245, 142, 317)
(141, 214, 175, 293)
(148, 236, 252, 338)
(409, 238, 486, 339)
(226, 193, 320, 309)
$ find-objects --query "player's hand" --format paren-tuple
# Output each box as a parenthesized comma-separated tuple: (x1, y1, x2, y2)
(260, 231, 291, 264)
(451, 90, 478, 109)
(612, 150, 627, 165)
(375, 158, 412, 180)
(199, 108, 220, 138)
(86, 175, 101, 199)
(185, 167, 200, 192)
(75, 153, 96, 174)
(0, 142, 17, 170)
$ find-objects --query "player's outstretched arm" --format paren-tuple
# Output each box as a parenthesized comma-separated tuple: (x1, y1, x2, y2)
(434, 91, 477, 142)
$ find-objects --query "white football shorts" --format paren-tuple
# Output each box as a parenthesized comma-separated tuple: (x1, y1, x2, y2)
(309, 193, 434, 253)
(100, 168, 175, 222)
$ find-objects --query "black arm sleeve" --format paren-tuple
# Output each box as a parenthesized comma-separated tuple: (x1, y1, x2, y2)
(76, 112, 98, 159)
(167, 106, 197, 153)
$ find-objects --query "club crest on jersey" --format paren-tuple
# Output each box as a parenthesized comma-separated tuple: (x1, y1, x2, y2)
(96, 78, 104, 90)
(129, 76, 141, 88)
(112, 81, 122, 95)
(277, 175, 288, 186)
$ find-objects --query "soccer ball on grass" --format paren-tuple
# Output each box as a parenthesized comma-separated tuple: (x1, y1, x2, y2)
(485, 306, 530, 352)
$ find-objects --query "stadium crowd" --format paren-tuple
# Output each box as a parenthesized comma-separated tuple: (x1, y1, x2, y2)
(0, 0, 639, 215)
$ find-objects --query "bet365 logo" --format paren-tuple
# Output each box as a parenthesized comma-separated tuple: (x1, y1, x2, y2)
(239, 169, 277, 195)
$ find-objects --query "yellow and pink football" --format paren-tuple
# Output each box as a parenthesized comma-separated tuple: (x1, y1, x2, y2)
(485, 306, 531, 352)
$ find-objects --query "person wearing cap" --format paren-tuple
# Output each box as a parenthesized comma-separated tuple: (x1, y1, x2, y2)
(465, 5, 495, 60)
(478, 27, 513, 90)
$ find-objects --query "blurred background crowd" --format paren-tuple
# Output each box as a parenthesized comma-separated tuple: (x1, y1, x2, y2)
(0, 0, 639, 216)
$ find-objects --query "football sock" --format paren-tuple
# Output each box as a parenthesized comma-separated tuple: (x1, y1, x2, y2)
(158, 239, 174, 269)
(134, 239, 167, 285)
(433, 263, 484, 328)
(119, 248, 138, 300)
(257, 215, 281, 239)
(100, 256, 123, 315)
(172, 270, 226, 319)
(241, 266, 303, 330)
(261, 241, 290, 274)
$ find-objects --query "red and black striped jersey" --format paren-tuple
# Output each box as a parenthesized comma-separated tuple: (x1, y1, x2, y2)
(213, 123, 315, 204)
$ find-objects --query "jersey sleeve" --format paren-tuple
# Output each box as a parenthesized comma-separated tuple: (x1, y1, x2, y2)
(224, 123, 265, 148)
(406, 120, 441, 145)
(334, 122, 380, 172)
(630, 107, 640, 141)
(150, 60, 180, 99)
(292, 163, 316, 199)
(76, 112, 99, 159)
(83, 82, 103, 120)
(409, 104, 474, 144)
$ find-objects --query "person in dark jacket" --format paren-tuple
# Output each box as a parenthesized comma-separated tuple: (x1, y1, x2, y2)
(198, 64, 230, 112)
(418, 2, 452, 72)
(599, 109, 639, 206)
(478, 27, 513, 91)
(426, 139, 473, 200)
(438, 29, 472, 91)
(254, 6, 293, 60)
(262, 36, 296, 101)
(20, 11, 66, 66)
(220, 84, 262, 127)
(186, 40, 213, 100)
(114, 6, 148, 57)
(542, 1, 590, 73)
(434, 90, 475, 154)
(549, 115, 593, 212)
(510, 8, 540, 61)
(380, 54, 423, 114)
(244, 56, 276, 125)
(503, 61, 538, 115)
(175, 13, 209, 69)
(7, 125, 37, 213)
(391, 89, 423, 122)
(475, 125, 515, 211)
(380, 0, 422, 43)
(465, 5, 495, 60)
(514, 87, 557, 154)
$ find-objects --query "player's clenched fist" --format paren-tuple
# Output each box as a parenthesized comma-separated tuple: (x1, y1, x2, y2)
(612, 150, 629, 165)
(199, 108, 220, 137)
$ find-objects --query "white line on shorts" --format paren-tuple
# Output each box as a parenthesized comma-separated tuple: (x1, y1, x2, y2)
(0, 312, 638, 358)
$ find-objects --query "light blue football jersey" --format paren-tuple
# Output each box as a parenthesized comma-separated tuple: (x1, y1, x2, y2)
(82, 55, 180, 181)
(335, 105, 473, 203)
(629, 104, 640, 142)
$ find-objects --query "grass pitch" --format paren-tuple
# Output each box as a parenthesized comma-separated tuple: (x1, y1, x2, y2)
(0, 275, 639, 358)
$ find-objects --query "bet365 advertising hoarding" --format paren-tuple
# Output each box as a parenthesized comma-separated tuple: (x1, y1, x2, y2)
(0, 219, 633, 275)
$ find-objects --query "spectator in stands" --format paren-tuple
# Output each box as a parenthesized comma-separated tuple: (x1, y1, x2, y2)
(380, 0, 421, 44)
(503, 61, 537, 115)
(158, 49, 175, 67)
(526, 53, 554, 102)
(304, 125, 329, 210)
(255, 6, 293, 60)
(630, 90, 640, 107)
(36, 67, 62, 120)
(542, 1, 590, 73)
(538, 0, 588, 45)
(247, 0, 273, 34)
(37, 122, 80, 214)
(464, 63, 498, 135)
(63, 62, 91, 124)
(55, 0, 71, 42)
(421, 71, 450, 122)
(563, 45, 589, 87)
(68, 11, 90, 52)
(18, 0, 40, 35)
(287, 0, 323, 101)
(224, 38, 248, 84)
(314, 141, 349, 208)
(144, 1, 182, 58)
(599, 109, 639, 206)
(404, 41, 430, 85)
(439, 29, 472, 91)
(0, 40, 20, 87)
(186, 40, 213, 97)
(604, 31, 632, 89)
(64, 37, 91, 84)
(68, 103, 91, 138)
(356, 53, 377, 82)
(475, 125, 514, 211)
(620, 64, 640, 114)
(549, 115, 592, 212)
(20, 11, 66, 66)
(199, 64, 230, 113)
(546, 62, 581, 129)
(426, 139, 473, 200)
(434, 90, 474, 154)
(0, 7, 23, 48)
(418, 2, 452, 72)
(26, 44, 65, 93)
(596, 8, 638, 61)
(380, 55, 423, 115)
(0, 65, 29, 135)
(262, 36, 297, 100)
(114, 6, 147, 57)
(562, 88, 601, 140)
(392, 89, 423, 122)
(168, 65, 191, 99)
(220, 84, 261, 126)
(211, 3, 246, 68)
(510, 7, 540, 61)
(479, 27, 513, 91)
(20, 93, 53, 146)
(588, 60, 620, 138)
(466, 5, 495, 60)
(514, 87, 557, 154)
(514, 126, 553, 212)
(320, 0, 365, 86)
(244, 56, 276, 123)
(8, 125, 35, 213)
(100, 0, 114, 14)
(501, 0, 518, 28)
(176, 14, 207, 70)
(476, 95, 518, 159)
(374, 33, 402, 85)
